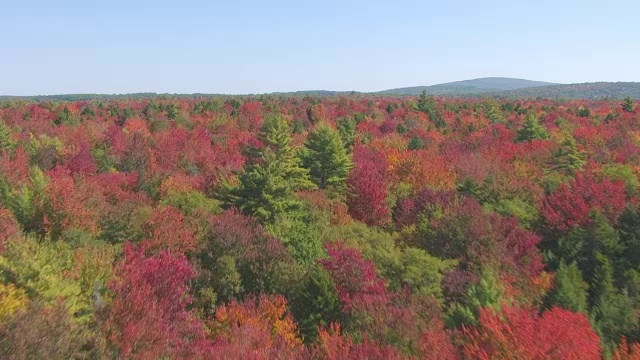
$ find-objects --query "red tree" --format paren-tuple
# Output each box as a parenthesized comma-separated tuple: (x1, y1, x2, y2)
(347, 146, 389, 226)
(101, 243, 213, 359)
(542, 172, 627, 232)
(143, 205, 198, 254)
(462, 305, 601, 360)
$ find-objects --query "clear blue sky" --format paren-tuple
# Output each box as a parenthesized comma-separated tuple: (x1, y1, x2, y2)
(2, 0, 639, 95)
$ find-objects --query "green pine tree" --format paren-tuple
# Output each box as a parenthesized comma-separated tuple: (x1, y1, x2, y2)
(550, 133, 586, 175)
(0, 119, 15, 154)
(301, 122, 352, 190)
(217, 114, 315, 222)
(622, 97, 635, 113)
(289, 266, 342, 343)
(446, 268, 504, 327)
(545, 261, 589, 313)
(418, 90, 446, 129)
(590, 252, 638, 355)
(336, 117, 356, 150)
(516, 113, 549, 142)
(483, 99, 505, 124)
(407, 136, 425, 150)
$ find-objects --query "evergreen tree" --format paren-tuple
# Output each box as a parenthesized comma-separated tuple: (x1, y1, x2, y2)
(407, 136, 425, 150)
(217, 115, 315, 222)
(301, 122, 352, 190)
(545, 261, 589, 313)
(483, 99, 505, 124)
(418, 91, 446, 129)
(336, 117, 356, 150)
(446, 269, 504, 327)
(289, 266, 342, 343)
(590, 252, 638, 354)
(550, 133, 586, 175)
(0, 119, 14, 154)
(622, 97, 635, 113)
(516, 113, 549, 142)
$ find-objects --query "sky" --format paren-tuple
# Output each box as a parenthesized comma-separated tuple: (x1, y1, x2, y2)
(1, 0, 639, 95)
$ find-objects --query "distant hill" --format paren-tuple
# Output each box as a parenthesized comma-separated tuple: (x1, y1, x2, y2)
(378, 77, 558, 96)
(3, 78, 640, 101)
(492, 82, 640, 99)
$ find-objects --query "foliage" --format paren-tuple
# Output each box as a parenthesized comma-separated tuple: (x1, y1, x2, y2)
(347, 145, 389, 226)
(100, 243, 213, 359)
(302, 122, 353, 191)
(517, 113, 549, 142)
(462, 305, 601, 360)
(1, 96, 640, 357)
(218, 114, 315, 222)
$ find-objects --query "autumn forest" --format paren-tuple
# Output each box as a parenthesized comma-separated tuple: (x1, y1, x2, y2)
(2, 93, 640, 359)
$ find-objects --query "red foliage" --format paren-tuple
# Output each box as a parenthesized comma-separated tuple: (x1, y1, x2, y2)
(347, 146, 389, 226)
(45, 166, 102, 240)
(205, 210, 295, 293)
(462, 305, 601, 360)
(66, 143, 97, 174)
(101, 243, 213, 359)
(313, 323, 403, 360)
(542, 172, 627, 232)
(395, 189, 544, 299)
(237, 101, 264, 131)
(143, 205, 198, 254)
(320, 242, 387, 311)
(0, 148, 29, 187)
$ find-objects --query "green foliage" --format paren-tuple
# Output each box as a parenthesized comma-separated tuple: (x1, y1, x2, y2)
(618, 206, 640, 276)
(590, 252, 638, 353)
(484, 197, 539, 229)
(218, 114, 316, 222)
(622, 97, 635, 113)
(600, 163, 638, 195)
(0, 119, 15, 154)
(400, 246, 456, 299)
(577, 106, 591, 118)
(160, 190, 221, 216)
(0, 237, 112, 325)
(550, 133, 586, 175)
(289, 266, 342, 343)
(91, 145, 117, 172)
(301, 122, 352, 191)
(266, 217, 326, 268)
(446, 269, 505, 327)
(336, 117, 356, 150)
(326, 221, 453, 301)
(417, 91, 446, 129)
(0, 167, 48, 239)
(544, 211, 622, 278)
(205, 255, 244, 304)
(482, 99, 505, 124)
(28, 134, 63, 170)
(54, 106, 79, 126)
(545, 261, 589, 313)
(516, 113, 549, 142)
(407, 136, 425, 150)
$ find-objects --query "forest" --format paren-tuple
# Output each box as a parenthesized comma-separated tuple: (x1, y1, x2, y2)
(1, 93, 640, 359)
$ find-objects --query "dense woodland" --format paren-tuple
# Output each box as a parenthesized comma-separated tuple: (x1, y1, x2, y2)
(1, 93, 640, 359)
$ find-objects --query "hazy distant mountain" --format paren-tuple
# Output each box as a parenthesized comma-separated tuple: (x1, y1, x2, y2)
(378, 77, 558, 96)
(3, 78, 640, 101)
(492, 82, 640, 99)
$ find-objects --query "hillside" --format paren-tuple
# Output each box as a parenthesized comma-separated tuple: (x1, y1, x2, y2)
(494, 82, 640, 99)
(3, 79, 640, 101)
(378, 77, 557, 95)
